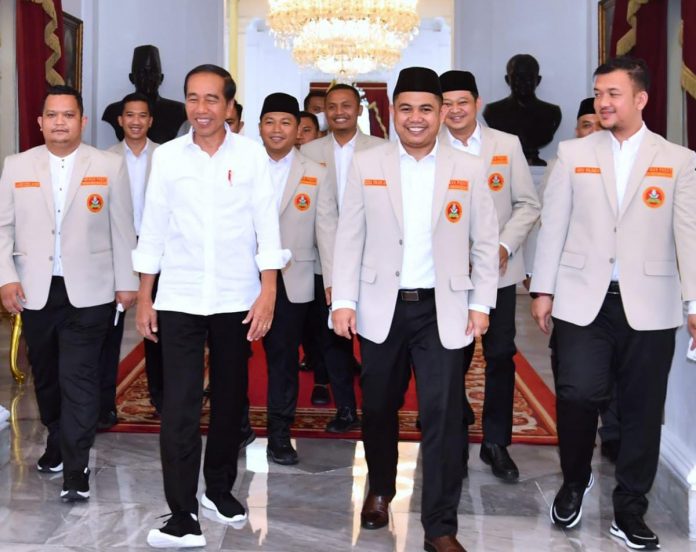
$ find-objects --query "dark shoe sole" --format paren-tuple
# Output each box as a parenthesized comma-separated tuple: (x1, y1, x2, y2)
(266, 449, 298, 466)
(360, 515, 389, 530)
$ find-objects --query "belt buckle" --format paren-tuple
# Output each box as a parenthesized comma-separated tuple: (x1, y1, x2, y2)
(401, 290, 419, 302)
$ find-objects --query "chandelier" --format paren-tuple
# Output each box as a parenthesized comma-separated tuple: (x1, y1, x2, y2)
(268, 1, 420, 79)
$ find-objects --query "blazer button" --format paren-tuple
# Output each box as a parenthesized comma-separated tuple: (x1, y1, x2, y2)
(395, 271, 400, 277)
(609, 257, 615, 263)
(49, 256, 53, 261)
(399, 239, 403, 245)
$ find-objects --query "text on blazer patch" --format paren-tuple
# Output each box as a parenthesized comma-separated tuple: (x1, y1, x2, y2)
(81, 176, 108, 186)
(491, 155, 509, 165)
(86, 193, 104, 213)
(294, 193, 311, 211)
(300, 176, 318, 186)
(642, 186, 665, 208)
(645, 167, 673, 178)
(445, 201, 462, 223)
(15, 181, 40, 188)
(575, 166, 601, 174)
(488, 172, 505, 191)
(448, 179, 469, 191)
(364, 179, 387, 187)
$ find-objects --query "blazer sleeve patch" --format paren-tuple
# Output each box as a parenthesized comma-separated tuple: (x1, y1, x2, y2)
(491, 155, 509, 165)
(300, 176, 318, 186)
(645, 167, 673, 178)
(81, 176, 109, 186)
(364, 179, 387, 187)
(448, 179, 469, 191)
(574, 167, 601, 174)
(15, 181, 40, 188)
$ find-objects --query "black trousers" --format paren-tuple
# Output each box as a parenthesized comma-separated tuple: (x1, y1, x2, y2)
(462, 284, 517, 445)
(144, 274, 164, 412)
(300, 275, 330, 386)
(22, 277, 111, 472)
(98, 302, 125, 415)
(263, 276, 310, 442)
(158, 310, 249, 515)
(360, 294, 464, 538)
(553, 291, 674, 516)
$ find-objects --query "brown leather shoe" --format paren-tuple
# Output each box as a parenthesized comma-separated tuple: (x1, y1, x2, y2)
(424, 534, 467, 552)
(360, 493, 391, 529)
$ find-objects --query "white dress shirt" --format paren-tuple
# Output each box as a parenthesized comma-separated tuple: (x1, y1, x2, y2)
(132, 128, 290, 315)
(445, 122, 482, 156)
(332, 131, 358, 211)
(48, 149, 77, 276)
(124, 140, 150, 235)
(268, 148, 294, 211)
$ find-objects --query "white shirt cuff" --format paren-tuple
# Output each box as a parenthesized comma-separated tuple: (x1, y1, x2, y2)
(256, 249, 292, 271)
(688, 300, 696, 315)
(332, 300, 356, 311)
(500, 242, 512, 257)
(469, 303, 490, 315)
(131, 249, 161, 275)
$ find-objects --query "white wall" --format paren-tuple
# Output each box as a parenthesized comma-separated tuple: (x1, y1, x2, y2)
(0, 0, 17, 162)
(454, 0, 598, 162)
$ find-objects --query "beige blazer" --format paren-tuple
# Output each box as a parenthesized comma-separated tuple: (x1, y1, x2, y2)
(531, 129, 696, 330)
(278, 152, 334, 303)
(300, 129, 385, 284)
(107, 138, 158, 179)
(0, 144, 139, 309)
(332, 141, 500, 349)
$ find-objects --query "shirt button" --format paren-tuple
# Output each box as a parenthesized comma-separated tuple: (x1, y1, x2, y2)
(609, 258, 615, 264)
(399, 239, 403, 245)
(395, 271, 400, 277)
(49, 256, 53, 261)
(51, 230, 55, 234)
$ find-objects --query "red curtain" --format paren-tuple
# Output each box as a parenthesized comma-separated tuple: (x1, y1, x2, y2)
(17, 0, 65, 152)
(683, 0, 696, 150)
(610, 0, 668, 137)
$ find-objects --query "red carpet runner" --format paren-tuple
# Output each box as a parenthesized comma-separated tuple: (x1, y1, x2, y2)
(112, 340, 557, 444)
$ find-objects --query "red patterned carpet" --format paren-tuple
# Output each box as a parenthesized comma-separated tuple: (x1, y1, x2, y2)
(112, 340, 557, 444)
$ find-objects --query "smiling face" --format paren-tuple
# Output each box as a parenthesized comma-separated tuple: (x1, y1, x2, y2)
(392, 91, 443, 159)
(296, 115, 319, 146)
(259, 111, 298, 159)
(38, 94, 86, 155)
(118, 100, 152, 142)
(442, 90, 481, 137)
(325, 88, 361, 135)
(593, 69, 647, 139)
(185, 72, 231, 142)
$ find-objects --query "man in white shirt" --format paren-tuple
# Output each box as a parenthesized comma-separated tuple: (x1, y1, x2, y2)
(332, 67, 499, 552)
(531, 56, 696, 549)
(258, 92, 334, 465)
(98, 92, 161, 430)
(439, 70, 540, 482)
(133, 65, 289, 549)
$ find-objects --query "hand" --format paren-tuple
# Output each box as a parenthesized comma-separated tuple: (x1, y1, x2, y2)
(688, 314, 696, 349)
(243, 289, 275, 341)
(325, 286, 332, 306)
(115, 291, 137, 310)
(499, 245, 509, 276)
(531, 295, 553, 334)
(332, 308, 356, 339)
(0, 282, 26, 314)
(466, 310, 489, 338)
(135, 297, 158, 342)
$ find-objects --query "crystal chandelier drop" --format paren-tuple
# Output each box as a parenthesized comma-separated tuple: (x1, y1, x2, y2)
(268, 1, 420, 79)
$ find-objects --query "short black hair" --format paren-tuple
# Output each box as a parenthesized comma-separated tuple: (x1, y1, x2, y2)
(594, 55, 651, 92)
(299, 111, 319, 132)
(326, 83, 361, 105)
(43, 85, 83, 116)
(183, 64, 236, 102)
(120, 92, 152, 115)
(303, 90, 325, 110)
(231, 101, 243, 120)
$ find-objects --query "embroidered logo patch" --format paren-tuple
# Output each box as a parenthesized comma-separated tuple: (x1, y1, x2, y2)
(81, 176, 108, 186)
(300, 176, 318, 186)
(15, 181, 40, 188)
(445, 201, 462, 223)
(645, 167, 673, 178)
(575, 167, 601, 174)
(364, 179, 387, 187)
(294, 193, 311, 211)
(86, 193, 104, 213)
(642, 186, 665, 208)
(448, 179, 469, 191)
(488, 172, 505, 191)
(491, 155, 509, 165)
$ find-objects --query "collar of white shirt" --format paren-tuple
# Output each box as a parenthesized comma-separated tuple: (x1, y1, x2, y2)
(446, 121, 482, 152)
(609, 122, 647, 153)
(124, 139, 149, 158)
(398, 138, 439, 162)
(184, 125, 234, 154)
(331, 130, 358, 150)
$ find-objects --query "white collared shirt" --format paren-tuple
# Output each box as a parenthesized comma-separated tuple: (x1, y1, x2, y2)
(132, 128, 291, 315)
(332, 131, 358, 211)
(48, 149, 78, 276)
(445, 122, 482, 156)
(610, 123, 647, 281)
(123, 140, 149, 235)
(268, 148, 294, 211)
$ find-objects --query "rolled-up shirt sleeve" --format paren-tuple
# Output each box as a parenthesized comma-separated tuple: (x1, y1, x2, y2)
(251, 150, 291, 270)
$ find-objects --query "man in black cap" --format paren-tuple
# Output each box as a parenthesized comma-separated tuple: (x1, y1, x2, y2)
(439, 70, 540, 482)
(575, 97, 602, 138)
(257, 93, 336, 465)
(332, 66, 499, 552)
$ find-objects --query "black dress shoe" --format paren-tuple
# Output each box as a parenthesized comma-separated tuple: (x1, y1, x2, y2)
(267, 440, 298, 465)
(424, 534, 467, 552)
(298, 356, 312, 372)
(96, 410, 118, 431)
(239, 427, 256, 450)
(310, 384, 331, 406)
(479, 442, 519, 482)
(360, 493, 391, 529)
(600, 439, 620, 464)
(325, 407, 360, 433)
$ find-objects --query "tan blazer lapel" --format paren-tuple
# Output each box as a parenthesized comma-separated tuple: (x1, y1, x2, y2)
(595, 133, 619, 218)
(280, 155, 303, 214)
(145, 139, 155, 181)
(63, 145, 90, 217)
(618, 130, 659, 221)
(432, 145, 455, 230)
(322, 138, 337, 196)
(383, 143, 403, 234)
(35, 147, 55, 219)
(479, 126, 496, 170)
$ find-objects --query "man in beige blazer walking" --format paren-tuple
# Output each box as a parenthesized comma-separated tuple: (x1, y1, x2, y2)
(0, 85, 138, 501)
(531, 57, 696, 549)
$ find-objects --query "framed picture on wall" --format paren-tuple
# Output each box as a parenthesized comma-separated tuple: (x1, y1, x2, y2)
(598, 0, 615, 63)
(62, 12, 83, 91)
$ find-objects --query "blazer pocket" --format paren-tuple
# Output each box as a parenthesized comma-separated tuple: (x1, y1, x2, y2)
(559, 251, 586, 269)
(644, 260, 677, 276)
(450, 274, 474, 291)
(293, 248, 316, 262)
(360, 265, 377, 283)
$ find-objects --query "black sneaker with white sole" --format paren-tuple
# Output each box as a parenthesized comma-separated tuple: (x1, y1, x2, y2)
(201, 491, 247, 523)
(550, 471, 594, 528)
(60, 467, 90, 502)
(610, 514, 660, 550)
(37, 444, 63, 473)
(147, 512, 206, 548)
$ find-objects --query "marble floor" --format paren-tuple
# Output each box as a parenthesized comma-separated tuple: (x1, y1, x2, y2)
(0, 296, 694, 551)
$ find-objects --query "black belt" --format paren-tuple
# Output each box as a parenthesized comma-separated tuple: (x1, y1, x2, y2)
(398, 288, 435, 302)
(607, 281, 620, 295)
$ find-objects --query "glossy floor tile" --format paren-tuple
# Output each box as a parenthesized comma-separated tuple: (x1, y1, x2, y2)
(0, 302, 694, 551)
